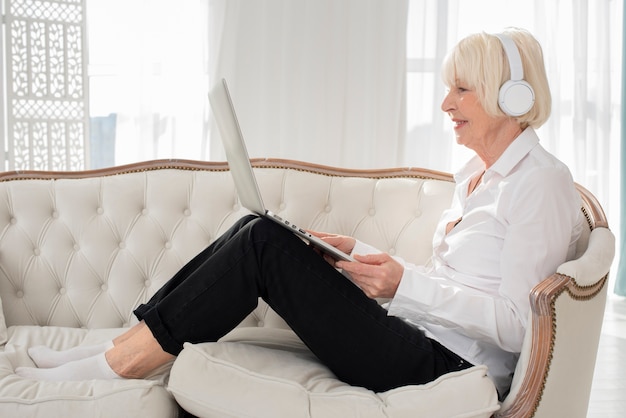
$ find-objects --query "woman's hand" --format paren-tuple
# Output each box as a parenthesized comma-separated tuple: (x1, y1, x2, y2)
(307, 230, 356, 256)
(335, 254, 403, 299)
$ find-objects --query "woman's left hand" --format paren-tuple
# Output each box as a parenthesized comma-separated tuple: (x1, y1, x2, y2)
(336, 254, 403, 299)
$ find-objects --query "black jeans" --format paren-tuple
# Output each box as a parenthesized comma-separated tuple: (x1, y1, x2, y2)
(134, 215, 471, 392)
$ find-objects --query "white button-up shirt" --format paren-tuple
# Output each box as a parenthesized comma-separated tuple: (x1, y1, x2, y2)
(352, 128, 584, 395)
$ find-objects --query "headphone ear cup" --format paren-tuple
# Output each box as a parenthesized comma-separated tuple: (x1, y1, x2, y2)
(498, 79, 535, 117)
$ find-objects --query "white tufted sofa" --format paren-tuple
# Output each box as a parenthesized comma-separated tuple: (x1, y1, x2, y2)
(0, 159, 614, 417)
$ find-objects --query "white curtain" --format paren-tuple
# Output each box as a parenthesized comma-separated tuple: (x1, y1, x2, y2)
(208, 0, 409, 168)
(533, 0, 617, 217)
(87, 0, 211, 165)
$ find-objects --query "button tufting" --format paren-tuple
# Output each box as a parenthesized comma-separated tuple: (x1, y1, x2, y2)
(16, 290, 24, 298)
(142, 208, 149, 215)
(144, 280, 151, 287)
(184, 209, 191, 216)
(233, 203, 240, 211)
(97, 207, 104, 215)
(33, 248, 41, 256)
(119, 242, 126, 249)
(388, 248, 396, 255)
(414, 209, 422, 217)
(51, 211, 59, 219)
(10, 217, 17, 224)
(369, 208, 376, 216)
(279, 203, 286, 210)
(74, 244, 80, 251)
(325, 205, 332, 212)
(257, 320, 265, 327)
(164, 241, 172, 249)
(101, 284, 108, 291)
(59, 287, 66, 295)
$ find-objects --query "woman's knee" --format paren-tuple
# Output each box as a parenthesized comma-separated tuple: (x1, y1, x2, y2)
(246, 216, 283, 240)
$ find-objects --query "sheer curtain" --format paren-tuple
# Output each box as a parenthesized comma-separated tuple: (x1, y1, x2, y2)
(87, 0, 210, 165)
(208, 0, 409, 168)
(615, 3, 626, 297)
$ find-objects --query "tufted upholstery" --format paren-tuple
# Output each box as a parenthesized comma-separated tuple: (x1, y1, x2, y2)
(0, 168, 245, 329)
(0, 159, 453, 332)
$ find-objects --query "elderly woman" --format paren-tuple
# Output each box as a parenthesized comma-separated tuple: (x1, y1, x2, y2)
(17, 28, 583, 398)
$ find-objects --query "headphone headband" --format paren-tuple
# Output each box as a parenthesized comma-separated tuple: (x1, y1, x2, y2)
(494, 33, 524, 81)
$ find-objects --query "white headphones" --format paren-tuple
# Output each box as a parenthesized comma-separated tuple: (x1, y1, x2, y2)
(494, 33, 535, 117)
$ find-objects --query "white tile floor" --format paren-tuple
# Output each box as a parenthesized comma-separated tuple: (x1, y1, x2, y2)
(587, 295, 626, 417)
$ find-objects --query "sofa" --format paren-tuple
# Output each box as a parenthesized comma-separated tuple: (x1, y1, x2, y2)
(0, 158, 614, 417)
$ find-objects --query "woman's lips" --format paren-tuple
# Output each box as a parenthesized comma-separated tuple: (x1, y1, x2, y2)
(453, 119, 468, 130)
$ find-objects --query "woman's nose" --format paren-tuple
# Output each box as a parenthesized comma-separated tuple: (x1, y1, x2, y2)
(441, 92, 454, 113)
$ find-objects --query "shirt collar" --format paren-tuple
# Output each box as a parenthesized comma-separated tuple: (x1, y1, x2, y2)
(454, 127, 539, 183)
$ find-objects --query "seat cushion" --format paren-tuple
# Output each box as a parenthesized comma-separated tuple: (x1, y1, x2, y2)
(168, 328, 500, 418)
(0, 326, 179, 417)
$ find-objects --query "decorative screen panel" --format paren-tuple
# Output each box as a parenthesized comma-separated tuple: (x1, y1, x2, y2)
(4, 0, 88, 171)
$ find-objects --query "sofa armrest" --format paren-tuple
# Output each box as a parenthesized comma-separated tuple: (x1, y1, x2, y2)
(497, 227, 614, 418)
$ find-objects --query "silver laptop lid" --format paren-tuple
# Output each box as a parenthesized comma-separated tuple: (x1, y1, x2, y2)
(208, 79, 266, 215)
(208, 79, 357, 263)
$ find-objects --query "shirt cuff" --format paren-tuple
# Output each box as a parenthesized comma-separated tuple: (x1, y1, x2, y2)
(351, 239, 382, 257)
(387, 266, 433, 321)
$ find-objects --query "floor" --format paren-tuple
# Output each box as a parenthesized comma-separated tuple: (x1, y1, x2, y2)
(587, 294, 626, 417)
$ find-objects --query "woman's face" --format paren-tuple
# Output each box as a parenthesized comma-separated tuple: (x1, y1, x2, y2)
(441, 82, 509, 152)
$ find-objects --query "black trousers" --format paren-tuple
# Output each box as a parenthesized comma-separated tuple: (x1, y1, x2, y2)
(134, 215, 471, 392)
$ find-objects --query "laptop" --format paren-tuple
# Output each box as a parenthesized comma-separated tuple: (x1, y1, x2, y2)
(208, 78, 356, 262)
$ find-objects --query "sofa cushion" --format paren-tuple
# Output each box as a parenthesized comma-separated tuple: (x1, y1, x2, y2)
(0, 326, 179, 417)
(168, 329, 500, 418)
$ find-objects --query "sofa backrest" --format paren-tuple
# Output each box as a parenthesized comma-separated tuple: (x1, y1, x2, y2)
(0, 159, 455, 330)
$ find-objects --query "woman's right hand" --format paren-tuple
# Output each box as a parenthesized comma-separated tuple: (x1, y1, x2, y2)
(307, 230, 356, 263)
